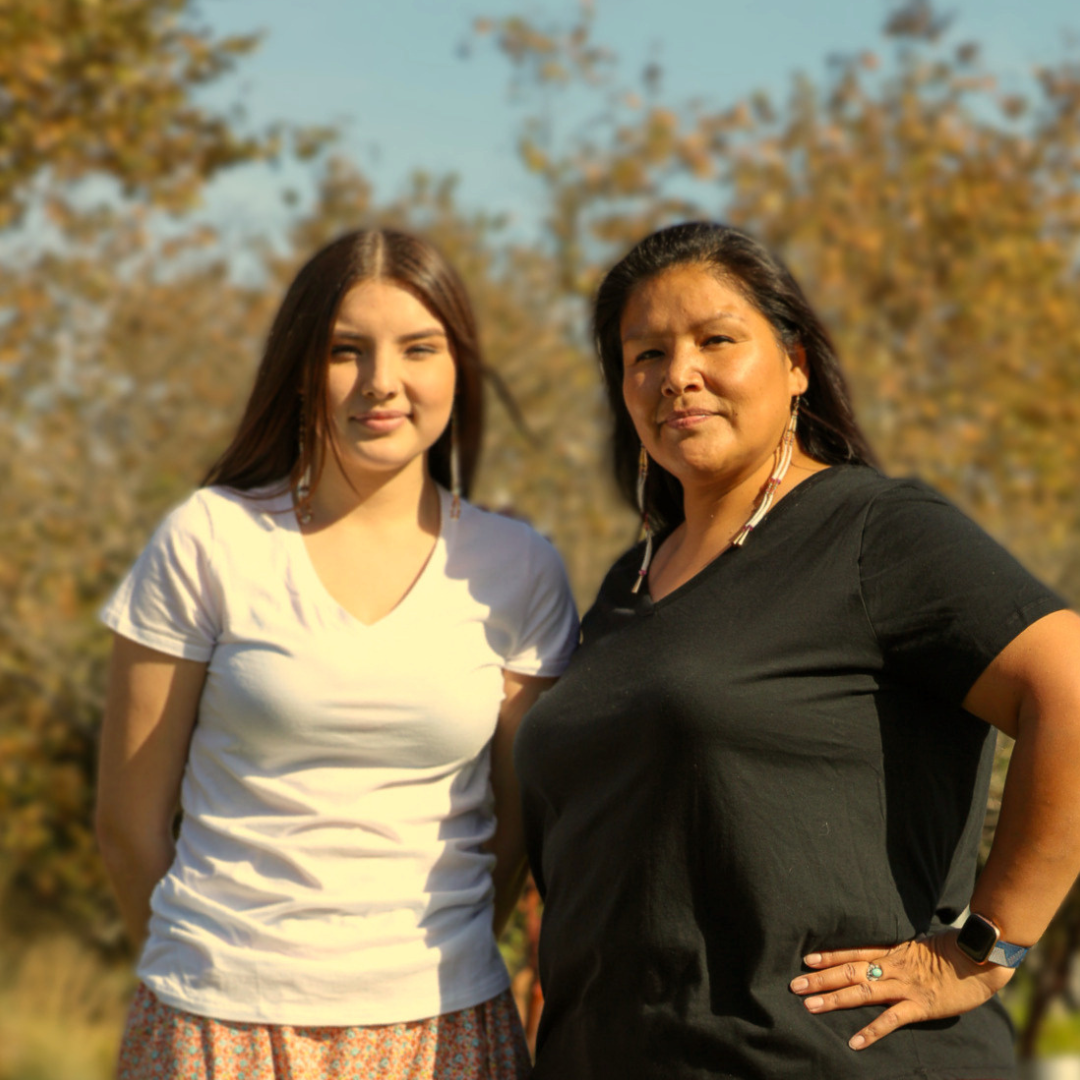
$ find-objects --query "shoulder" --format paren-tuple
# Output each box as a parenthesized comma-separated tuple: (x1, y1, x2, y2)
(455, 500, 566, 574)
(164, 484, 290, 542)
(778, 465, 964, 545)
(452, 500, 578, 672)
(802, 468, 1009, 576)
(859, 473, 955, 511)
(789, 463, 915, 514)
(855, 473, 982, 548)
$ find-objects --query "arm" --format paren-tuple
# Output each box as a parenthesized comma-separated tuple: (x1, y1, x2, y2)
(791, 609, 1080, 1049)
(484, 670, 558, 938)
(95, 633, 207, 950)
(963, 608, 1080, 944)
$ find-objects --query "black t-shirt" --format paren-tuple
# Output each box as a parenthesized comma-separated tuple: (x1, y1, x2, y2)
(515, 465, 1066, 1080)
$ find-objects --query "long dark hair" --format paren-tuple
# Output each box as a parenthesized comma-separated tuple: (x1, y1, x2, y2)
(593, 221, 878, 530)
(203, 228, 484, 504)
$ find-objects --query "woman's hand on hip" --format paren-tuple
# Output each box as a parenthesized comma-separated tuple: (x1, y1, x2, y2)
(789, 933, 1015, 1051)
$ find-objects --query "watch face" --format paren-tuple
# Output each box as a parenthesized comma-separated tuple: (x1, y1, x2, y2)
(958, 915, 1000, 963)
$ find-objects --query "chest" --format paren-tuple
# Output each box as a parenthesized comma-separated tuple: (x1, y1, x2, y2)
(301, 525, 439, 627)
(518, 542, 886, 804)
(199, 528, 512, 770)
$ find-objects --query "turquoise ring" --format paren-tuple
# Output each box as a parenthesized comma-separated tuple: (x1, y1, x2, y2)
(866, 962, 884, 982)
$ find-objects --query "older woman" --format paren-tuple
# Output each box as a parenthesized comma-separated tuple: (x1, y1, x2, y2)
(514, 222, 1080, 1079)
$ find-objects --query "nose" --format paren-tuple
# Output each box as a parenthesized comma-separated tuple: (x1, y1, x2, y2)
(358, 348, 401, 400)
(661, 342, 704, 397)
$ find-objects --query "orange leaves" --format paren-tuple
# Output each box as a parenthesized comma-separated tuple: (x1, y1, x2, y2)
(608, 155, 646, 194)
(0, 0, 287, 228)
(677, 132, 713, 179)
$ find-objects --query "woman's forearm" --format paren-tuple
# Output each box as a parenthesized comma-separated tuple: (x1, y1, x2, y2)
(97, 821, 176, 949)
(963, 610, 1080, 946)
(487, 831, 530, 939)
(97, 635, 206, 950)
(969, 696, 1080, 946)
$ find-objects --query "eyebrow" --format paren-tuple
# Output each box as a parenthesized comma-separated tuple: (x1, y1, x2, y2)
(622, 311, 748, 343)
(333, 327, 448, 344)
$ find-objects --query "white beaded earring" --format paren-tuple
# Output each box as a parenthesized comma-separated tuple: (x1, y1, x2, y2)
(731, 395, 801, 547)
(630, 444, 654, 595)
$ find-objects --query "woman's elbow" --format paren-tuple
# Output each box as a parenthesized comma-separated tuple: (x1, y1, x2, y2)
(94, 798, 170, 871)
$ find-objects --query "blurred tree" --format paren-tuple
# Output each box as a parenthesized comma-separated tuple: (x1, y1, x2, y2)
(0, 0, 287, 228)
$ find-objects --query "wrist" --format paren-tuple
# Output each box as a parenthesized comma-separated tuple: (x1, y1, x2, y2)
(955, 911, 1033, 967)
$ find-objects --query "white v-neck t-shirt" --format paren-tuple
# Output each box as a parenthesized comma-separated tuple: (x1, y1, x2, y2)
(100, 484, 579, 1025)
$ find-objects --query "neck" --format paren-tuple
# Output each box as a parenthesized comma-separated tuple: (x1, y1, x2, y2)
(679, 461, 777, 550)
(305, 454, 438, 533)
(687, 444, 821, 537)
(662, 445, 823, 580)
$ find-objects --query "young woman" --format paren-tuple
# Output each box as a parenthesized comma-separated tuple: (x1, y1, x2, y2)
(96, 228, 578, 1080)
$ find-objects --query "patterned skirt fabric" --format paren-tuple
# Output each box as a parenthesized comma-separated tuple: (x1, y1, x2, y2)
(116, 982, 532, 1080)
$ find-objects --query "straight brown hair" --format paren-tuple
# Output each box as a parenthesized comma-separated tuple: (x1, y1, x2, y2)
(203, 228, 484, 505)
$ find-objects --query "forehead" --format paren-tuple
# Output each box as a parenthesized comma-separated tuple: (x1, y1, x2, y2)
(620, 264, 763, 336)
(334, 278, 444, 331)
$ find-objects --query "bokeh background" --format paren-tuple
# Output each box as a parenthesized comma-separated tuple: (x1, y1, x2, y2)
(2, 1, 1079, 1075)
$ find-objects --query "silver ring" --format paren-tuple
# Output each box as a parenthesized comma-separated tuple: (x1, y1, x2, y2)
(866, 962, 884, 982)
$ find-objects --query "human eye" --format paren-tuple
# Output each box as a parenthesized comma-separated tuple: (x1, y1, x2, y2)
(627, 347, 663, 365)
(405, 343, 439, 358)
(703, 334, 734, 347)
(329, 342, 362, 362)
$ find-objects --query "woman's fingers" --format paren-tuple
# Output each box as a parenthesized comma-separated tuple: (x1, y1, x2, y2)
(801, 946, 889, 968)
(847, 1001, 917, 1050)
(790, 957, 889, 996)
(789, 934, 1014, 1051)
(799, 973, 889, 1011)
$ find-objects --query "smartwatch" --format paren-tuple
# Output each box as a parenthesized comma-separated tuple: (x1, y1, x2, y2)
(956, 913, 1030, 967)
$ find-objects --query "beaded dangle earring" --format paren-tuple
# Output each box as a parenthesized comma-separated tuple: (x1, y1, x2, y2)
(295, 398, 313, 525)
(630, 444, 654, 595)
(449, 411, 462, 521)
(731, 395, 800, 547)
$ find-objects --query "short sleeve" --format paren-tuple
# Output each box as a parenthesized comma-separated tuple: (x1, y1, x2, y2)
(859, 479, 1067, 704)
(503, 534, 580, 678)
(99, 492, 222, 661)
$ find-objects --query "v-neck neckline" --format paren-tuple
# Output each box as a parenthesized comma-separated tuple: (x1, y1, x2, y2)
(639, 466, 840, 614)
(283, 485, 449, 632)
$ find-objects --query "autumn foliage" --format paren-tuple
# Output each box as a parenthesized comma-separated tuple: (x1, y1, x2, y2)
(1, 0, 1078, 1065)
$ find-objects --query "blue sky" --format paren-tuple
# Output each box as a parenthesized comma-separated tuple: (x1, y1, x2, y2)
(197, 0, 1079, 245)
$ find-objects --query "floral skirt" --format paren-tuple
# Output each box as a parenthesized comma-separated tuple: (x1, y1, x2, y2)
(116, 982, 531, 1080)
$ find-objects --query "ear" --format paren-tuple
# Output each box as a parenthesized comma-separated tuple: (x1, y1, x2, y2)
(786, 342, 810, 397)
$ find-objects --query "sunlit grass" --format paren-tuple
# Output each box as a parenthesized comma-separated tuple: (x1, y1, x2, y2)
(0, 934, 132, 1080)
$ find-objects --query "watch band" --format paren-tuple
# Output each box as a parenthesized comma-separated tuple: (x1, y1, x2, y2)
(987, 939, 1030, 967)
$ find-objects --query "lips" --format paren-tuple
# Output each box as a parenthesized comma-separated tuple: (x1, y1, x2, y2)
(661, 408, 715, 429)
(352, 410, 410, 432)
